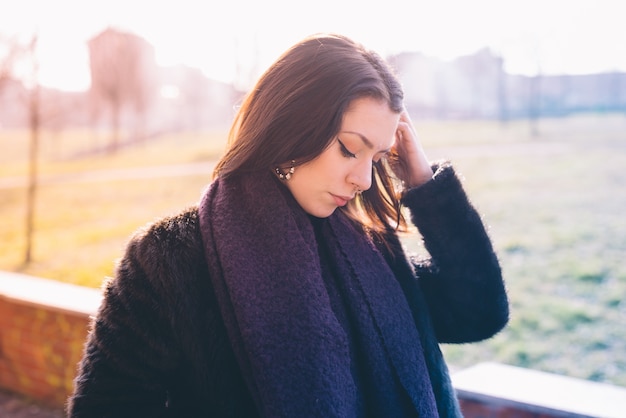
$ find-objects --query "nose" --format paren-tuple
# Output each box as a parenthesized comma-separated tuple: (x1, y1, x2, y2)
(347, 159, 372, 192)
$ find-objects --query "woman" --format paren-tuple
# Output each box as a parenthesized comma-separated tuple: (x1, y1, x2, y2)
(68, 33, 508, 417)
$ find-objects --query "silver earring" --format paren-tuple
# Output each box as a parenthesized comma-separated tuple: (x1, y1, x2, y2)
(275, 160, 295, 180)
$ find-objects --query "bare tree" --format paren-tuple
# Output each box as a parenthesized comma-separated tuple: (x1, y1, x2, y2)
(495, 54, 509, 124)
(1, 33, 41, 264)
(0, 34, 30, 101)
(528, 73, 541, 137)
(1, 33, 78, 264)
(87, 28, 157, 153)
(23, 35, 41, 265)
(0, 35, 21, 87)
(1, 34, 43, 264)
(527, 38, 544, 137)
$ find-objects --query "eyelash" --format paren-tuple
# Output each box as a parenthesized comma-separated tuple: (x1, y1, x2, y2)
(337, 138, 356, 159)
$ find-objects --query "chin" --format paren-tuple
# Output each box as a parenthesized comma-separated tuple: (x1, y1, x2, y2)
(308, 207, 336, 218)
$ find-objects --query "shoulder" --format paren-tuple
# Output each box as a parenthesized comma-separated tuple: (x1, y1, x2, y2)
(116, 206, 206, 290)
(127, 206, 202, 260)
(132, 205, 201, 246)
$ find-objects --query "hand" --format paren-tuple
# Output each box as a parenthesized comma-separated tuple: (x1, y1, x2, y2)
(390, 110, 433, 188)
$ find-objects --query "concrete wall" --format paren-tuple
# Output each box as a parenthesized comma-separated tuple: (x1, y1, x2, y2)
(0, 272, 101, 409)
(453, 361, 626, 417)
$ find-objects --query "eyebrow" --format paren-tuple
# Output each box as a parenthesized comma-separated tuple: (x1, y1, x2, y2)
(341, 130, 392, 154)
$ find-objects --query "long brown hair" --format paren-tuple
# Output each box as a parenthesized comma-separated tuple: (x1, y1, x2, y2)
(213, 33, 407, 233)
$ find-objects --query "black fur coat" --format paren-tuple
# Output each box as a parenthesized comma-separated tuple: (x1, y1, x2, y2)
(67, 163, 508, 417)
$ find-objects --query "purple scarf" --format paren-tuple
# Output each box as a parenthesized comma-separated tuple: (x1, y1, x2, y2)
(198, 170, 443, 417)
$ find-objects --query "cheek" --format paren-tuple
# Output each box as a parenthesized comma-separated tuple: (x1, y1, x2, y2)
(309, 157, 341, 183)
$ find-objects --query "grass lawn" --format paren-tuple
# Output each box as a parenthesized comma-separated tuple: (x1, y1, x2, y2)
(416, 115, 626, 386)
(1, 114, 625, 387)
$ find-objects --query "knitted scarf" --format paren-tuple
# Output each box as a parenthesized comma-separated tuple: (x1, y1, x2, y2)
(198, 170, 461, 417)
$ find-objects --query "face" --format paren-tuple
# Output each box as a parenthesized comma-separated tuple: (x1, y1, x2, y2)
(282, 97, 400, 218)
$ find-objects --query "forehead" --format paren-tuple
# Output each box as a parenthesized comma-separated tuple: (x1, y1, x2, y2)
(341, 98, 400, 148)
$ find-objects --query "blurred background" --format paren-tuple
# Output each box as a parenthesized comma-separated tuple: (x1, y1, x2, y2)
(1, 0, 625, 399)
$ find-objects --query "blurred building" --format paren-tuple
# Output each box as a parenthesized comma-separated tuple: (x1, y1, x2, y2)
(390, 49, 626, 120)
(86, 28, 238, 138)
(0, 78, 90, 129)
(2, 31, 626, 132)
(154, 64, 237, 132)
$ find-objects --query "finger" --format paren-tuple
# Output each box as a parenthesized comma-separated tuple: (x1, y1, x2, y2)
(393, 125, 408, 155)
(395, 121, 416, 151)
(399, 109, 413, 125)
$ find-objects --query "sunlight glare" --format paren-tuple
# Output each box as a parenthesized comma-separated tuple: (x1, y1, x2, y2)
(160, 85, 180, 100)
(1, 0, 624, 91)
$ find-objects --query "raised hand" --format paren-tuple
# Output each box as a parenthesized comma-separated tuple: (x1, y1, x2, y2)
(390, 110, 434, 188)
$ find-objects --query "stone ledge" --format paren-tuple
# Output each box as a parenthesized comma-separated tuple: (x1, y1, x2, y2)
(3, 271, 626, 416)
(0, 271, 102, 317)
(453, 362, 626, 418)
(0, 271, 100, 408)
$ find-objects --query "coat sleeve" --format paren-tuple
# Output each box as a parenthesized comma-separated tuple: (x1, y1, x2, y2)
(67, 210, 200, 417)
(400, 161, 509, 343)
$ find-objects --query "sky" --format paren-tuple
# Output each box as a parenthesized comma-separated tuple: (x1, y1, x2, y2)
(1, 0, 624, 91)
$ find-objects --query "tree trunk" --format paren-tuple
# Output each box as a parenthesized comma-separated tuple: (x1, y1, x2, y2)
(110, 100, 120, 153)
(25, 78, 40, 264)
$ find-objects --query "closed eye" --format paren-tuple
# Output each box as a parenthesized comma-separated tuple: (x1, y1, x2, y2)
(337, 138, 356, 159)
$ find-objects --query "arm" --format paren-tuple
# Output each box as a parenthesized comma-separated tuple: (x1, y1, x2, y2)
(390, 111, 508, 343)
(68, 218, 187, 417)
(402, 162, 509, 343)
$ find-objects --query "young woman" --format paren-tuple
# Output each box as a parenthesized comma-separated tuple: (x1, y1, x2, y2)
(68, 33, 508, 417)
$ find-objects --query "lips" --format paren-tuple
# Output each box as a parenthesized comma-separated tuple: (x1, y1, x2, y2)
(331, 194, 354, 207)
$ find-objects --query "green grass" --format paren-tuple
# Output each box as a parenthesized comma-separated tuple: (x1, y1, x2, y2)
(1, 114, 626, 387)
(0, 130, 225, 286)
(414, 114, 626, 386)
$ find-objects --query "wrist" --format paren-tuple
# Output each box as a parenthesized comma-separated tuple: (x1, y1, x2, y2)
(405, 164, 434, 188)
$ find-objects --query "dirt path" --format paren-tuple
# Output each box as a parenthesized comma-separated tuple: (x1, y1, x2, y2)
(0, 141, 570, 190)
(0, 161, 215, 190)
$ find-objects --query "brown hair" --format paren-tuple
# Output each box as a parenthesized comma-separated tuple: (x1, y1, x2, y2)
(213, 33, 407, 233)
